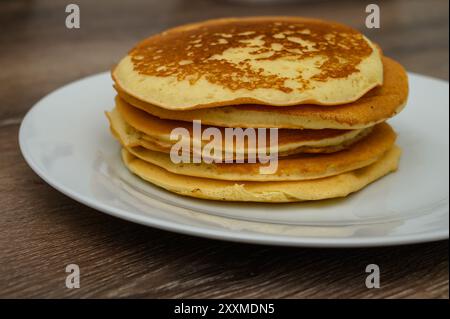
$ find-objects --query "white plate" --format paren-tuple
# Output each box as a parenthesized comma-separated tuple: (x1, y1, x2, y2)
(19, 72, 449, 247)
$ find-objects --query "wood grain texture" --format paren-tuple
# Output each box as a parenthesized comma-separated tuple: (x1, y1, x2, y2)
(0, 0, 448, 298)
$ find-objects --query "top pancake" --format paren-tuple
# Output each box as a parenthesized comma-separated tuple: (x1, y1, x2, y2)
(116, 57, 408, 129)
(113, 16, 383, 110)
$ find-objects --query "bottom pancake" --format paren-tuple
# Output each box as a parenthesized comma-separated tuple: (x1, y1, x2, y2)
(122, 146, 401, 203)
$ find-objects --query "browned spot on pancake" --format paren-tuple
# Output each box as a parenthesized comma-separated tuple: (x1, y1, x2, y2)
(129, 18, 372, 93)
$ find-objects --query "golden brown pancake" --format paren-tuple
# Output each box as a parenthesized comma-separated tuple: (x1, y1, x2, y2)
(113, 16, 383, 110)
(111, 123, 396, 182)
(121, 145, 401, 202)
(107, 96, 373, 159)
(116, 57, 407, 129)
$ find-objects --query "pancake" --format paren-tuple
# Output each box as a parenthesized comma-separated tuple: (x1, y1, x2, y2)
(121, 145, 401, 202)
(107, 97, 373, 159)
(113, 16, 383, 110)
(111, 122, 396, 182)
(117, 57, 407, 129)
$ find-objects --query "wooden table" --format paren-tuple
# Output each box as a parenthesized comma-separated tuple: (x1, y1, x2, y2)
(0, 0, 448, 298)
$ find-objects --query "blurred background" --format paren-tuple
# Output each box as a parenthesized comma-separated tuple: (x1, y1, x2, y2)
(0, 0, 448, 120)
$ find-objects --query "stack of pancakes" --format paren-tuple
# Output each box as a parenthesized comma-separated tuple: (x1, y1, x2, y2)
(106, 17, 408, 203)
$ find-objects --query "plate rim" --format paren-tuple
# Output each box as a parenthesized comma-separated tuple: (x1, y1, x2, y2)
(18, 71, 450, 248)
